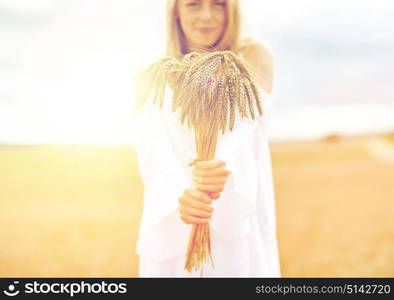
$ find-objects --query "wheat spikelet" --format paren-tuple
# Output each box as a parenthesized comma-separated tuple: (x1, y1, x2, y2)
(171, 70, 184, 112)
(238, 77, 247, 117)
(196, 51, 223, 68)
(230, 53, 264, 116)
(228, 51, 264, 118)
(218, 77, 227, 135)
(251, 81, 263, 116)
(229, 91, 235, 130)
(215, 77, 226, 134)
(226, 72, 236, 131)
(181, 53, 200, 90)
(221, 81, 230, 132)
(242, 76, 256, 120)
(229, 62, 241, 114)
(226, 51, 253, 80)
(200, 57, 221, 90)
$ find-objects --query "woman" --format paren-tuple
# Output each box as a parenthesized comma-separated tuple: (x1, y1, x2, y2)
(134, 0, 281, 277)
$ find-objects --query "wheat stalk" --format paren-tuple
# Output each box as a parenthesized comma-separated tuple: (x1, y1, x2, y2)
(135, 50, 265, 275)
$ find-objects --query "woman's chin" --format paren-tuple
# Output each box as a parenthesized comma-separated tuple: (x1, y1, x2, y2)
(189, 42, 219, 52)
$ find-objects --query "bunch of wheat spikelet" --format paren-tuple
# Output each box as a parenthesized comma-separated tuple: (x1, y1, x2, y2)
(135, 50, 265, 275)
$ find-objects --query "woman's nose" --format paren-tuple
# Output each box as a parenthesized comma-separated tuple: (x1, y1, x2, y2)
(200, 4, 213, 21)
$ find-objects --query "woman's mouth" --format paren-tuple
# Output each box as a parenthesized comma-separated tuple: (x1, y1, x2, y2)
(196, 27, 216, 34)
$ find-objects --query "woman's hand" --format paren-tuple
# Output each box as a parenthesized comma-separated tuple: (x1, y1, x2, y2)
(189, 158, 231, 198)
(178, 158, 231, 225)
(178, 188, 214, 225)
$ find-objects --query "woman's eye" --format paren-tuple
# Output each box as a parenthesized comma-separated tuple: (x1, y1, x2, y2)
(187, 2, 200, 7)
(215, 1, 226, 6)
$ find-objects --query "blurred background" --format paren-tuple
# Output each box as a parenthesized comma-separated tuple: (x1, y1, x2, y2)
(0, 0, 393, 277)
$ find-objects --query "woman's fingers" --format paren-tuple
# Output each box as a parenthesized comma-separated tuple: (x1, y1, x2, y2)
(189, 159, 231, 194)
(186, 188, 212, 204)
(180, 215, 211, 225)
(194, 183, 225, 193)
(182, 189, 213, 211)
(189, 158, 232, 178)
(188, 157, 224, 168)
(179, 205, 212, 218)
(188, 157, 199, 167)
(192, 174, 226, 185)
(192, 166, 231, 178)
(179, 188, 214, 225)
(195, 159, 225, 169)
(210, 192, 221, 200)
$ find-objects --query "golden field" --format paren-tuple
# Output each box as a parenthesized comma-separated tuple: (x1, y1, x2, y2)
(0, 133, 393, 277)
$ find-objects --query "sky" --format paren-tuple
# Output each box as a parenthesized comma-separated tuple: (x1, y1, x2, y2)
(0, 0, 393, 144)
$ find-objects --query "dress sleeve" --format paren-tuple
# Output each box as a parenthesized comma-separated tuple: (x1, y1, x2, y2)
(134, 88, 194, 261)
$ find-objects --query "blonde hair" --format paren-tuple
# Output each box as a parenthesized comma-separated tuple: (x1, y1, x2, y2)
(165, 0, 251, 58)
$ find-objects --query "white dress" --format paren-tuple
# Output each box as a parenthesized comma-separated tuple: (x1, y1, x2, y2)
(134, 82, 281, 277)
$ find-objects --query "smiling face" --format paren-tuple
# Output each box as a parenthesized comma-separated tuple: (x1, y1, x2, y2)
(176, 0, 228, 52)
